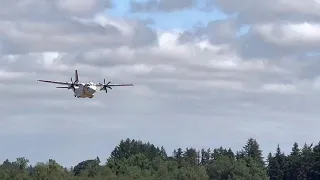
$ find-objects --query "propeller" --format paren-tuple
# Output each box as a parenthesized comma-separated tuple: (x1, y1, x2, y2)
(100, 79, 112, 93)
(68, 77, 77, 90)
(56, 77, 77, 90)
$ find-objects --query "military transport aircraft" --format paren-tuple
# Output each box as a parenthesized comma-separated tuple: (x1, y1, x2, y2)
(37, 70, 134, 98)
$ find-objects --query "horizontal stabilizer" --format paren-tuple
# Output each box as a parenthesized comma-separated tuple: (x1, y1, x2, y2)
(56, 86, 69, 88)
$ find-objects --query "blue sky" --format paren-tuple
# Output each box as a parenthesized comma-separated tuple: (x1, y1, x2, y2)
(107, 0, 228, 30)
(106, 0, 250, 36)
(105, 1, 319, 57)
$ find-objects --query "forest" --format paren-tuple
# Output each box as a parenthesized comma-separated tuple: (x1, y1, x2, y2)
(0, 137, 319, 180)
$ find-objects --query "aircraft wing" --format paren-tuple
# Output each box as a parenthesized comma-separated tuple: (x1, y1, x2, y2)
(96, 83, 134, 87)
(108, 84, 134, 87)
(37, 80, 77, 85)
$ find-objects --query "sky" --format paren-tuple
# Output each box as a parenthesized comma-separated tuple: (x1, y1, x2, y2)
(1, 0, 320, 167)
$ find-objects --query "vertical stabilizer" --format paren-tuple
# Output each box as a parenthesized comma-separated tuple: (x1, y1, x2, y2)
(75, 70, 79, 83)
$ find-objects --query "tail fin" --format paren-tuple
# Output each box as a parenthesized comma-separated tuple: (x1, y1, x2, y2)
(75, 70, 79, 83)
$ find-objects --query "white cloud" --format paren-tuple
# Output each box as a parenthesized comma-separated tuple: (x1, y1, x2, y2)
(261, 83, 297, 93)
(93, 14, 135, 36)
(0, 70, 25, 79)
(255, 22, 320, 47)
(130, 0, 196, 12)
(57, 0, 99, 14)
(212, 0, 320, 23)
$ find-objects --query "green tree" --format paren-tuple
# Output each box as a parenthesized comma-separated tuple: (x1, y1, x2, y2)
(239, 138, 265, 166)
(73, 158, 100, 177)
(298, 143, 314, 179)
(267, 145, 287, 180)
(200, 149, 210, 165)
(311, 142, 320, 179)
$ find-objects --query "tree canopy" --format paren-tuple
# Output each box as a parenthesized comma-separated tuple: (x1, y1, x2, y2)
(1, 137, 320, 179)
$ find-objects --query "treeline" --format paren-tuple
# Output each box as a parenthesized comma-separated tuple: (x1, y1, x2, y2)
(0, 138, 320, 180)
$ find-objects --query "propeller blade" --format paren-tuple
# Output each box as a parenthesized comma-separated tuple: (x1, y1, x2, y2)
(56, 87, 69, 88)
(67, 77, 78, 90)
(99, 79, 113, 92)
(100, 84, 105, 91)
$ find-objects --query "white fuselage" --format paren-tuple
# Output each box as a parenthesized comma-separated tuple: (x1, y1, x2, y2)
(73, 83, 97, 98)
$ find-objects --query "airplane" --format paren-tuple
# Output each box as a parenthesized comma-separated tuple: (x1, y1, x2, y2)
(37, 70, 134, 98)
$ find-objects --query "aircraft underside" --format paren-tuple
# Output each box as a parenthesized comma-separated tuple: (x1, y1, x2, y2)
(74, 86, 94, 98)
(74, 93, 94, 98)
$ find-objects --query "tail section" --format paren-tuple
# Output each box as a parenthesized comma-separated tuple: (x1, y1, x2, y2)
(75, 70, 79, 83)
